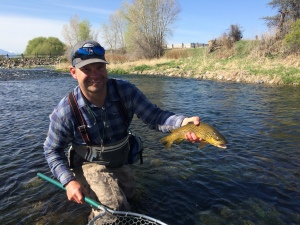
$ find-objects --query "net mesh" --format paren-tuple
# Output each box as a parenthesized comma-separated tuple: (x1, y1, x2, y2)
(89, 212, 167, 225)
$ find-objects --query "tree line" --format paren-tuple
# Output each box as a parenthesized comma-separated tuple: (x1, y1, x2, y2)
(23, 0, 300, 60)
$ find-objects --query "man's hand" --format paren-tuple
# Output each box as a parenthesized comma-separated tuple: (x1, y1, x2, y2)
(181, 116, 200, 126)
(65, 180, 86, 204)
(181, 116, 202, 143)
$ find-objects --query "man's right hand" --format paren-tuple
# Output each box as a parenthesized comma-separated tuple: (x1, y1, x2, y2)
(65, 180, 86, 204)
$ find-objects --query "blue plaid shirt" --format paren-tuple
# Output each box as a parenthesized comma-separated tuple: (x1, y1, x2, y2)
(44, 78, 185, 185)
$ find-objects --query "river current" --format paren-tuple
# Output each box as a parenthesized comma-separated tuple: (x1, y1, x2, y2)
(0, 68, 299, 225)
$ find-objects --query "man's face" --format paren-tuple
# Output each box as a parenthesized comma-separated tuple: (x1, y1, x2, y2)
(70, 62, 108, 96)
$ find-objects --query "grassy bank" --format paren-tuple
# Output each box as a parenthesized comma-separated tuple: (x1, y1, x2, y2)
(56, 40, 300, 86)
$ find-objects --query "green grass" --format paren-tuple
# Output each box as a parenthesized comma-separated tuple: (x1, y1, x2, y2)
(234, 40, 260, 57)
(107, 68, 129, 74)
(155, 60, 177, 68)
(281, 67, 300, 84)
(164, 41, 300, 85)
(133, 64, 153, 72)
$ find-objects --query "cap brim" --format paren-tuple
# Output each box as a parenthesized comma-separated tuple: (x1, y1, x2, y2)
(74, 58, 109, 68)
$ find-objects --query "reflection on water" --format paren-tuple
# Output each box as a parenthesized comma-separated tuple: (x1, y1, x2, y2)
(0, 69, 299, 225)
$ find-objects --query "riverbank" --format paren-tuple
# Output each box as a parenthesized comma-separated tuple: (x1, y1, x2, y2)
(55, 55, 300, 86)
(105, 57, 295, 85)
(55, 40, 300, 86)
(0, 57, 62, 68)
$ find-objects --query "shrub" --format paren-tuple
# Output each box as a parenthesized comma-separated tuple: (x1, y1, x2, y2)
(228, 24, 243, 42)
(284, 19, 300, 53)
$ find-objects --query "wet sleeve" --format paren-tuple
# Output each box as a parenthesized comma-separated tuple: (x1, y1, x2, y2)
(43, 109, 74, 186)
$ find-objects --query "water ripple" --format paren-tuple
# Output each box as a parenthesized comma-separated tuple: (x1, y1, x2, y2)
(0, 71, 299, 224)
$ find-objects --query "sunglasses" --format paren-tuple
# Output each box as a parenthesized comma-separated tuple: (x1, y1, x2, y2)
(73, 46, 105, 60)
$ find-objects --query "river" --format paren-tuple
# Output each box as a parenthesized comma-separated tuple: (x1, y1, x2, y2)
(0, 68, 299, 225)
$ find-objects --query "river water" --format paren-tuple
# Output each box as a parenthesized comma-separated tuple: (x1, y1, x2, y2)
(0, 68, 299, 225)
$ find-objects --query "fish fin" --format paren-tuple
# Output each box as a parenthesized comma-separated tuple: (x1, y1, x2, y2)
(198, 141, 208, 149)
(174, 138, 185, 145)
(160, 136, 173, 149)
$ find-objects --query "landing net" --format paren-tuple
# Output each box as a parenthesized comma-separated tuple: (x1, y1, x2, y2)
(88, 210, 167, 225)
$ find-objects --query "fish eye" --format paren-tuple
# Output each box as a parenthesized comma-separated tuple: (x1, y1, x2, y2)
(213, 133, 219, 140)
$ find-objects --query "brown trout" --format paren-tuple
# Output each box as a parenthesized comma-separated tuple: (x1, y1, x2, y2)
(160, 122, 227, 149)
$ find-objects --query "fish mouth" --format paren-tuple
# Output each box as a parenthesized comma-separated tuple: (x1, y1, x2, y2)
(218, 144, 227, 149)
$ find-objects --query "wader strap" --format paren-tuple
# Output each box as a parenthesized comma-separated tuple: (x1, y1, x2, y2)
(68, 91, 93, 146)
(112, 79, 143, 164)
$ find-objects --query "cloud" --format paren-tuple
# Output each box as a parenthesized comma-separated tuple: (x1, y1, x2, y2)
(0, 15, 66, 53)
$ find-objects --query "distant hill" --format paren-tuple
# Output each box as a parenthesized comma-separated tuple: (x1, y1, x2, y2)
(0, 49, 17, 56)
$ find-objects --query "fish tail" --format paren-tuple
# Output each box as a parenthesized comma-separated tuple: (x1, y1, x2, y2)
(160, 136, 172, 149)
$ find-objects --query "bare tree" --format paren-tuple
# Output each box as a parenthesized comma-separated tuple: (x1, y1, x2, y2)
(262, 0, 300, 38)
(101, 10, 127, 53)
(62, 15, 98, 47)
(123, 0, 181, 59)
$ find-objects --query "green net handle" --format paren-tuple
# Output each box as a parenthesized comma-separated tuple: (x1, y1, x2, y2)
(37, 172, 105, 211)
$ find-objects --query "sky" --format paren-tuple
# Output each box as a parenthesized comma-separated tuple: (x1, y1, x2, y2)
(0, 0, 276, 53)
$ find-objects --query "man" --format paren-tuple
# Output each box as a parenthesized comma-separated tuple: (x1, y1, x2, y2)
(44, 40, 201, 221)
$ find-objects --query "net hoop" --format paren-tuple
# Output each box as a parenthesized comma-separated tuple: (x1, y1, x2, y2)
(88, 209, 168, 225)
